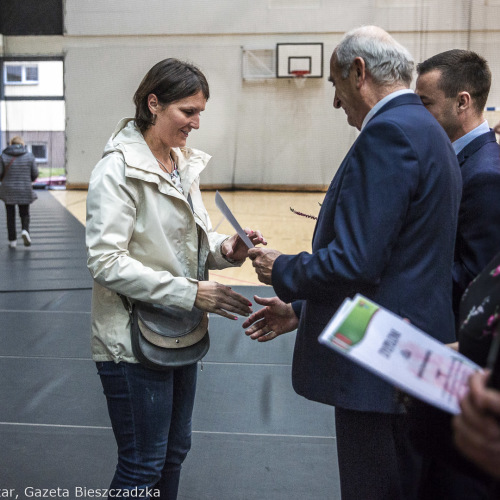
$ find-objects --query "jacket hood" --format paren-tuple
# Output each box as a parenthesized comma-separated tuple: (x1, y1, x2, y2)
(103, 118, 211, 184)
(2, 144, 28, 157)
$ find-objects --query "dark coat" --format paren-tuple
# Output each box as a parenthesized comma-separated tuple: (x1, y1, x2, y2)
(272, 93, 462, 413)
(0, 144, 38, 205)
(453, 129, 500, 318)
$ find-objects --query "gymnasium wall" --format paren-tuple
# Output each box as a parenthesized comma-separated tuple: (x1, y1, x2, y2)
(3, 0, 500, 188)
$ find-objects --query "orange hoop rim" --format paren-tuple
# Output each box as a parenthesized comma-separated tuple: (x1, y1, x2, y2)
(290, 70, 310, 78)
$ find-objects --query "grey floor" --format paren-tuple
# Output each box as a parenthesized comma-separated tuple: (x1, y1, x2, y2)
(0, 191, 340, 499)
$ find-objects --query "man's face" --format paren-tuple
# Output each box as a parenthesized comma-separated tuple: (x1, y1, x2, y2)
(415, 69, 458, 140)
(329, 55, 364, 130)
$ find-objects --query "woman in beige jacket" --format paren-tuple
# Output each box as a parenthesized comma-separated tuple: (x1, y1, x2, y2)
(86, 58, 265, 498)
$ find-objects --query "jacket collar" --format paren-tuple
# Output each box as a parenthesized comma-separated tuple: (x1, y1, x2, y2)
(372, 92, 423, 120)
(456, 129, 497, 165)
(362, 89, 413, 130)
(105, 119, 211, 194)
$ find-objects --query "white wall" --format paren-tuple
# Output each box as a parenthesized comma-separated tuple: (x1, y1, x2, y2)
(3, 0, 500, 187)
(64, 0, 500, 36)
(1, 101, 65, 131)
(3, 60, 64, 97)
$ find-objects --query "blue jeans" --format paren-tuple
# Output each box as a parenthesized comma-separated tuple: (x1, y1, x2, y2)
(96, 361, 198, 499)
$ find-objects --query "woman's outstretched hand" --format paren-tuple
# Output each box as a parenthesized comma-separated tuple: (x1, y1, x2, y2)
(195, 281, 253, 320)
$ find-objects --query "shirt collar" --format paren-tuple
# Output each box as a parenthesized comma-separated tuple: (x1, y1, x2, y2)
(452, 120, 490, 155)
(361, 89, 414, 130)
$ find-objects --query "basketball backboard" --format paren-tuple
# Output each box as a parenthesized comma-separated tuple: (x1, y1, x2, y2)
(276, 43, 323, 79)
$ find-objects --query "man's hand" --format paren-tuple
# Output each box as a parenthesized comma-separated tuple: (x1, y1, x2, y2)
(242, 295, 298, 342)
(248, 248, 282, 285)
(222, 229, 267, 262)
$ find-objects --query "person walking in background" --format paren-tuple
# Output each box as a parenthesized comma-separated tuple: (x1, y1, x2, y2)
(0, 136, 38, 248)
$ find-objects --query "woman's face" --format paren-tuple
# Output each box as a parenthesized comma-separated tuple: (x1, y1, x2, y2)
(148, 90, 206, 149)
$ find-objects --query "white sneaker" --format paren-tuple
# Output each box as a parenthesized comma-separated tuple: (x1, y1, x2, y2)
(9, 240, 17, 248)
(21, 230, 31, 247)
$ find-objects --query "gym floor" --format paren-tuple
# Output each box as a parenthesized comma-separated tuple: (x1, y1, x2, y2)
(0, 189, 340, 499)
(50, 189, 324, 285)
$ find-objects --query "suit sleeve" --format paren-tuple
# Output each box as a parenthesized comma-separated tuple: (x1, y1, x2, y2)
(453, 166, 500, 299)
(273, 120, 420, 303)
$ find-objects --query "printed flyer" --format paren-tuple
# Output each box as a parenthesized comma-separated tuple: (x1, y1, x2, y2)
(318, 295, 480, 414)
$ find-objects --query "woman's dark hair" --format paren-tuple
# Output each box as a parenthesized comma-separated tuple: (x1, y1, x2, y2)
(133, 58, 210, 134)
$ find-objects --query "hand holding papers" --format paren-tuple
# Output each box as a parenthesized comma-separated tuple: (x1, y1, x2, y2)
(319, 295, 480, 414)
(215, 191, 274, 280)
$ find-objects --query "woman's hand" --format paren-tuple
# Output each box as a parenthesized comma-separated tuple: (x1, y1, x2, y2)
(195, 281, 253, 320)
(242, 295, 298, 342)
(453, 370, 500, 478)
(222, 229, 267, 262)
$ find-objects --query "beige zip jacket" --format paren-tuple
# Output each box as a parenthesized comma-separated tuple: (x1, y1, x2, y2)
(86, 119, 239, 363)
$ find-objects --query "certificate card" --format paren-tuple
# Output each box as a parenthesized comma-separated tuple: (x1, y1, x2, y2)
(215, 191, 254, 249)
(318, 295, 479, 414)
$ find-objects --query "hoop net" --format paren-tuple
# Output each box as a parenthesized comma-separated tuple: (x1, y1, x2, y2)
(291, 70, 310, 88)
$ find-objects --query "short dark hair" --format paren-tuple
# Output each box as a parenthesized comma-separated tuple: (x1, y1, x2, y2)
(417, 50, 491, 113)
(133, 58, 210, 134)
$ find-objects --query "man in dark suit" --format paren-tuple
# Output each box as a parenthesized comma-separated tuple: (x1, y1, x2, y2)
(244, 26, 462, 499)
(411, 50, 500, 499)
(416, 50, 500, 323)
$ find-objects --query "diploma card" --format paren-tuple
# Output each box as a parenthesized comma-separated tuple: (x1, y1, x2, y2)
(318, 294, 479, 414)
(215, 191, 254, 249)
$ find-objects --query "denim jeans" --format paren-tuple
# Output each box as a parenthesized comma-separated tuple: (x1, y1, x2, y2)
(96, 361, 198, 499)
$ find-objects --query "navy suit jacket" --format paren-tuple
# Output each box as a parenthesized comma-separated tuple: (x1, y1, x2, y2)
(273, 93, 462, 413)
(453, 130, 500, 318)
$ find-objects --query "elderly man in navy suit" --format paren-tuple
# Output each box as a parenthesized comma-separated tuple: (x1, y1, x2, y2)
(244, 26, 462, 499)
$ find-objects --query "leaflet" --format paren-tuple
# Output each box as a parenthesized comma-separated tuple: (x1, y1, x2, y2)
(318, 295, 479, 414)
(215, 191, 254, 249)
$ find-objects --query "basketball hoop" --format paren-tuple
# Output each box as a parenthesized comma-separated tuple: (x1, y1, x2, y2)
(291, 70, 310, 88)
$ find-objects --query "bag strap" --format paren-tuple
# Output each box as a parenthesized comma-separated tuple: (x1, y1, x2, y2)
(117, 293, 133, 316)
(0, 158, 15, 182)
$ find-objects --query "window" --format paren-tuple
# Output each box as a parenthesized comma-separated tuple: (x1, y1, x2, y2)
(5, 65, 22, 82)
(4, 63, 39, 85)
(25, 65, 39, 82)
(30, 144, 48, 163)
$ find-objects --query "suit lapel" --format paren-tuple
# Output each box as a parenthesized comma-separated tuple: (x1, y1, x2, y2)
(456, 130, 496, 166)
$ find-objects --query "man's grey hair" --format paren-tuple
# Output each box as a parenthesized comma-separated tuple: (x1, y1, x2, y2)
(333, 26, 414, 87)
